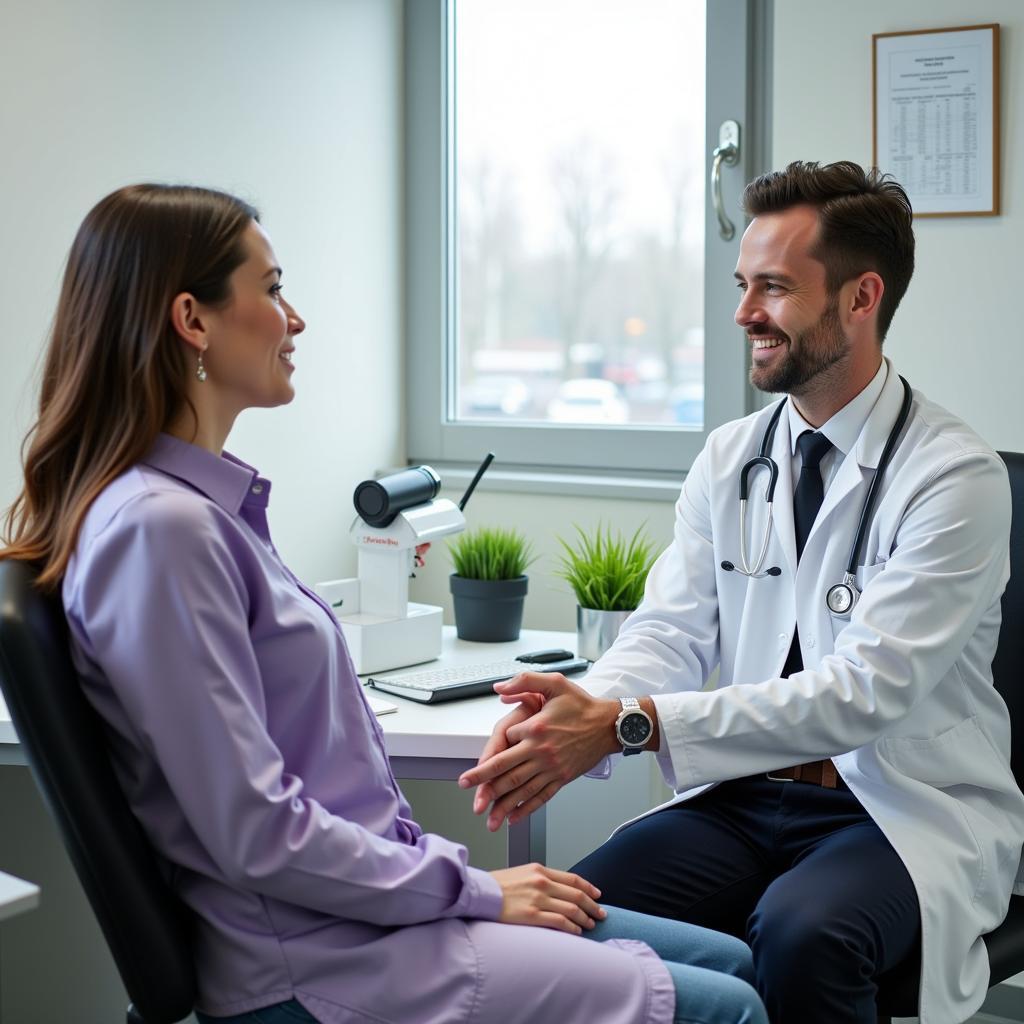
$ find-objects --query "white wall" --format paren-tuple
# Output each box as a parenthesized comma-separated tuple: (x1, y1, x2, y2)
(0, 0, 403, 586)
(773, 0, 1024, 453)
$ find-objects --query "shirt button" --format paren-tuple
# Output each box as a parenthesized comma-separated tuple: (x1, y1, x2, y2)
(251, 483, 264, 495)
(807, 638, 816, 648)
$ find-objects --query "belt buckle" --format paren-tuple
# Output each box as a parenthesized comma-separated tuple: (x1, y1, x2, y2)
(765, 771, 795, 783)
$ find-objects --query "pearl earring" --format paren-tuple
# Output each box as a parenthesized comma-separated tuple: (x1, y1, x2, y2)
(196, 351, 207, 383)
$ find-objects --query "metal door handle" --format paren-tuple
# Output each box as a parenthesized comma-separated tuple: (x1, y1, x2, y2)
(711, 120, 741, 241)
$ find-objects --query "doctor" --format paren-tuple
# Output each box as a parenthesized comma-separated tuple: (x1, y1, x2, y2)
(459, 160, 1024, 1024)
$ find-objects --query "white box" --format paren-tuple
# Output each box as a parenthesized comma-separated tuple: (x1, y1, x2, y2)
(335, 602, 443, 675)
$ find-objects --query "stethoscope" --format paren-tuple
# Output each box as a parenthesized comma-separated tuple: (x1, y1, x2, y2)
(721, 376, 914, 618)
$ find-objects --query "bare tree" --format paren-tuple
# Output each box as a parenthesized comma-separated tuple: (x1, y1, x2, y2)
(631, 136, 704, 379)
(458, 157, 522, 360)
(551, 139, 620, 361)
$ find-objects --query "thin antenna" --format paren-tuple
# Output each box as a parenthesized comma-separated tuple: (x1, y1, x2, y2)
(458, 452, 495, 511)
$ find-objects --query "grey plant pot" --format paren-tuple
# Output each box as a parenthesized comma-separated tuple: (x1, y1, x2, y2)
(576, 606, 633, 662)
(450, 574, 528, 642)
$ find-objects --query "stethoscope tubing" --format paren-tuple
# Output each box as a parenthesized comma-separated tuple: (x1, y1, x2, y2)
(725, 376, 914, 614)
(738, 496, 776, 579)
(726, 406, 787, 578)
(841, 376, 913, 578)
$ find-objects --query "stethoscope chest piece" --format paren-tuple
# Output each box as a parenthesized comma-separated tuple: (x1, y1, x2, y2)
(826, 574, 859, 617)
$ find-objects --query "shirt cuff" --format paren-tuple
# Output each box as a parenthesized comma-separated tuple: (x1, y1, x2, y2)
(459, 866, 505, 921)
(650, 693, 691, 790)
(585, 755, 615, 780)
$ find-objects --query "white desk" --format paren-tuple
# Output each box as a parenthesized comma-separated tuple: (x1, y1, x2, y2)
(0, 692, 16, 756)
(0, 871, 38, 923)
(0, 869, 40, 1022)
(372, 627, 577, 865)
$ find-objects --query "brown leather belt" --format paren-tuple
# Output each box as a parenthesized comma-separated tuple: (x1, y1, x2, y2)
(766, 759, 841, 789)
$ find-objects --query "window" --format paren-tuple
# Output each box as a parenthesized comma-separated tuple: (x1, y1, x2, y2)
(406, 0, 772, 485)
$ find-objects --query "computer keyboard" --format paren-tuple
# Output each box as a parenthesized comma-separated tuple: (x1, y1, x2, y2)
(366, 656, 590, 704)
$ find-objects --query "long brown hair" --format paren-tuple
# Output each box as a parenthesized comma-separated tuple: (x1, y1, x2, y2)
(1, 184, 258, 589)
(742, 160, 915, 341)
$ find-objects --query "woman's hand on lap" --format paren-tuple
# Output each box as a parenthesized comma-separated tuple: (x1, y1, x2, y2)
(489, 863, 607, 935)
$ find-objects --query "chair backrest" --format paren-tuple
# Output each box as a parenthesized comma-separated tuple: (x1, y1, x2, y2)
(994, 452, 1024, 790)
(0, 559, 196, 1024)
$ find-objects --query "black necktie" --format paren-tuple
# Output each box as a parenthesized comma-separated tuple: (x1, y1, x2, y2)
(783, 430, 833, 676)
(793, 430, 834, 560)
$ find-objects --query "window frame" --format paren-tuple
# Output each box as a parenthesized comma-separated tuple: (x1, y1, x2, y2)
(405, 0, 773, 489)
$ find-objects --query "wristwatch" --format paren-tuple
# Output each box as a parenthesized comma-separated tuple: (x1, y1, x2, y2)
(615, 697, 653, 756)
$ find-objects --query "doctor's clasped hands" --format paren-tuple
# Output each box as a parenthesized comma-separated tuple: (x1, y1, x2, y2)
(460, 672, 658, 830)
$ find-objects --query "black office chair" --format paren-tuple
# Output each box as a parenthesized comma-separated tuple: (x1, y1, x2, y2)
(876, 450, 1024, 1022)
(0, 558, 196, 1024)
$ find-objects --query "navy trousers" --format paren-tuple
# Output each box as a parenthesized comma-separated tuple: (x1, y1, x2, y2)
(571, 775, 921, 1024)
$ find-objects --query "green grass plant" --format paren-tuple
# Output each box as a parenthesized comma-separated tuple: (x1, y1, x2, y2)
(448, 526, 536, 581)
(555, 524, 657, 611)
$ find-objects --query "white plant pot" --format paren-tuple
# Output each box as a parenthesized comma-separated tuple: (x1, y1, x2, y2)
(576, 606, 633, 663)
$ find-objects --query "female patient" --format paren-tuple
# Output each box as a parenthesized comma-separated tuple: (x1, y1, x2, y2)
(1, 185, 766, 1024)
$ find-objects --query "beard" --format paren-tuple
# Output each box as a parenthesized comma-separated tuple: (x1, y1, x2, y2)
(749, 298, 849, 395)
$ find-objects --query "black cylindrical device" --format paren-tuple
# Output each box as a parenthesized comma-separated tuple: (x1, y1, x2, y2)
(353, 466, 442, 527)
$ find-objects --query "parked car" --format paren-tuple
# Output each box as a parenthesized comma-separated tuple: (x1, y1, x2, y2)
(670, 383, 704, 427)
(460, 376, 531, 418)
(546, 378, 629, 424)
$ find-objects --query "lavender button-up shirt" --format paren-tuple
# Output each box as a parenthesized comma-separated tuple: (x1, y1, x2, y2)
(63, 435, 672, 1024)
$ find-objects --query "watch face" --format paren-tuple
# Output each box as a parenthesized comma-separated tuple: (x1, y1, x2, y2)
(619, 711, 651, 746)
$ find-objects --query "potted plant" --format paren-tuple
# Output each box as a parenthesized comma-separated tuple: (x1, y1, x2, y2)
(448, 527, 536, 642)
(555, 524, 658, 661)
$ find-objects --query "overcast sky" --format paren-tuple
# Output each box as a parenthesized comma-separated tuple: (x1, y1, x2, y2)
(456, 0, 706, 256)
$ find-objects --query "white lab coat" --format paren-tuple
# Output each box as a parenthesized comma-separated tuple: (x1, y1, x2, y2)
(586, 361, 1024, 1024)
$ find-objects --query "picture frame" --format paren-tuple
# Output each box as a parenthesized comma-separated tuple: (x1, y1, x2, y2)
(872, 24, 1000, 217)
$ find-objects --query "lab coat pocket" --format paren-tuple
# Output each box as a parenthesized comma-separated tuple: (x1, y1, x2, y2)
(856, 559, 887, 590)
(880, 716, 994, 904)
(879, 715, 987, 788)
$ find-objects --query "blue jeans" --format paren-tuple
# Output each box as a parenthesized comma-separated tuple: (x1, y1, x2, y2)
(590, 905, 767, 1024)
(195, 906, 766, 1024)
(195, 1001, 315, 1024)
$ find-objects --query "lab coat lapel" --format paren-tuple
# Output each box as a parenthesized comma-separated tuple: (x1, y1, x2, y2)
(808, 362, 907, 551)
(810, 444, 866, 543)
(853, 360, 908, 471)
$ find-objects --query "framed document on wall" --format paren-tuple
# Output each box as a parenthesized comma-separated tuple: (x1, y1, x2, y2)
(873, 24, 1000, 217)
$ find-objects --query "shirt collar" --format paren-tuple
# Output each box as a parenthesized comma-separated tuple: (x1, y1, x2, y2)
(141, 434, 266, 515)
(787, 359, 889, 460)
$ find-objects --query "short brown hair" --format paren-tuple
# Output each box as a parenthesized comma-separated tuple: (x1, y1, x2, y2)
(742, 160, 914, 341)
(2, 184, 258, 588)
